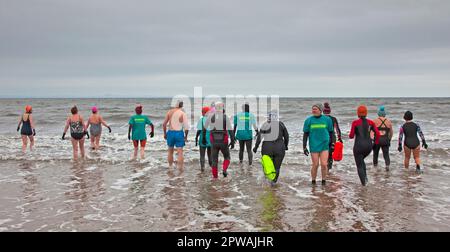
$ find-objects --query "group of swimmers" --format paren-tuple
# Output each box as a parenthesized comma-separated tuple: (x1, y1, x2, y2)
(17, 101, 428, 186)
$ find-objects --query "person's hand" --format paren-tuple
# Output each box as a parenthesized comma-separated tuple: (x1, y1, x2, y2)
(388, 140, 391, 147)
(17, 126, 20, 132)
(32, 129, 36, 136)
(62, 133, 66, 140)
(338, 138, 343, 143)
(108, 126, 112, 133)
(128, 133, 131, 141)
(285, 145, 288, 151)
(253, 147, 258, 153)
(184, 137, 188, 143)
(229, 142, 235, 149)
(85, 131, 90, 139)
(422, 140, 428, 149)
(150, 131, 154, 138)
(303, 148, 310, 156)
(398, 144, 403, 152)
(195, 140, 198, 147)
(164, 134, 167, 140)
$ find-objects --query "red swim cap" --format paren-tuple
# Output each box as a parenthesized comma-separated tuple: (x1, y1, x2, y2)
(202, 106, 210, 116)
(25, 105, 32, 113)
(357, 105, 368, 117)
(135, 105, 143, 115)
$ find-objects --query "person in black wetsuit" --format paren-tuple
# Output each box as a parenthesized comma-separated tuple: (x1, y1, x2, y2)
(253, 110, 289, 184)
(204, 102, 235, 178)
(17, 105, 36, 153)
(398, 111, 428, 173)
(323, 102, 342, 171)
(349, 105, 380, 186)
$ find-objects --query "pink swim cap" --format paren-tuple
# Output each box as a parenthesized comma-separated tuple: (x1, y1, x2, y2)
(92, 106, 98, 113)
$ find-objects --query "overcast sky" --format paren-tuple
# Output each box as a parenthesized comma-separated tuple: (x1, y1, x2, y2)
(1, 0, 450, 97)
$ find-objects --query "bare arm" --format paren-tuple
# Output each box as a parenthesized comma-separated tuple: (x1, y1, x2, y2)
(100, 116, 109, 127)
(27, 114, 34, 129)
(63, 117, 70, 134)
(17, 116, 22, 130)
(163, 112, 170, 138)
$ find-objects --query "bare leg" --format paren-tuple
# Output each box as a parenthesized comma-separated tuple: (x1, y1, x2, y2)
(71, 138, 78, 160)
(29, 136, 34, 151)
(404, 146, 412, 168)
(95, 135, 101, 150)
(79, 138, 85, 159)
(90, 136, 95, 150)
(21, 135, 28, 153)
(132, 146, 138, 160)
(140, 145, 145, 160)
(168, 147, 174, 167)
(413, 146, 421, 166)
(177, 148, 184, 169)
(311, 153, 320, 182)
(319, 150, 329, 181)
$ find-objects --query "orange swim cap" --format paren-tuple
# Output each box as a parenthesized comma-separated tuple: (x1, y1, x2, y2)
(25, 105, 32, 113)
(357, 105, 368, 117)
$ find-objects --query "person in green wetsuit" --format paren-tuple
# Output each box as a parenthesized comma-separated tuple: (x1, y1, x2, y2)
(233, 103, 258, 165)
(303, 104, 334, 185)
(195, 106, 212, 171)
(128, 104, 154, 160)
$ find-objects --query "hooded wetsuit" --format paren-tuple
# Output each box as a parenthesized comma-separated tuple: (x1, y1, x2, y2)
(254, 121, 289, 183)
(204, 112, 235, 178)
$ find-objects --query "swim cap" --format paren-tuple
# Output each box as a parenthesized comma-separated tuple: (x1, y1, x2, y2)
(378, 106, 386, 117)
(176, 100, 183, 108)
(357, 105, 368, 117)
(312, 104, 323, 112)
(323, 102, 331, 115)
(25, 105, 32, 113)
(404, 111, 413, 121)
(135, 105, 143, 115)
(202, 106, 210, 116)
(268, 110, 279, 121)
(92, 106, 98, 113)
(215, 102, 224, 112)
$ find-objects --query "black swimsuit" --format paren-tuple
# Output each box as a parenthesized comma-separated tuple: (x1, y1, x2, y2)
(70, 120, 84, 140)
(20, 114, 33, 136)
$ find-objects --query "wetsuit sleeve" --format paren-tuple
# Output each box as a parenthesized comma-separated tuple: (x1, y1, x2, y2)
(303, 132, 309, 149)
(349, 120, 356, 139)
(335, 118, 342, 140)
(196, 130, 200, 143)
(417, 124, 426, 142)
(398, 126, 404, 146)
(370, 120, 380, 145)
(398, 125, 404, 146)
(281, 122, 289, 149)
(254, 130, 262, 150)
